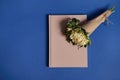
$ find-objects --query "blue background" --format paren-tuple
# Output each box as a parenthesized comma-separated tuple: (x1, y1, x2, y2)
(0, 0, 120, 80)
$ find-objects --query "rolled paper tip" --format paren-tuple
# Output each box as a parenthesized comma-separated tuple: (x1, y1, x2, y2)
(82, 7, 115, 36)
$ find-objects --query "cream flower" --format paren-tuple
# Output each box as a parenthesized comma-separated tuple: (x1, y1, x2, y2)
(70, 31, 89, 47)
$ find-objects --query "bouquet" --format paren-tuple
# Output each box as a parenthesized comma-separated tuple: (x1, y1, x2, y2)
(65, 7, 114, 48)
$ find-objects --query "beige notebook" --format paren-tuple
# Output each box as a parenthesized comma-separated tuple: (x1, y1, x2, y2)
(49, 15, 88, 67)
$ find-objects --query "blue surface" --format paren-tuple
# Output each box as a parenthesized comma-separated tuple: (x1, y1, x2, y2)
(0, 0, 120, 80)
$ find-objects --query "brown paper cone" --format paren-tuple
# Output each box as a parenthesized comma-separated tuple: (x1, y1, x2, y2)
(82, 10, 113, 36)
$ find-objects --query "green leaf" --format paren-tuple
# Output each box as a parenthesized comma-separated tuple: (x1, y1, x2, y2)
(109, 6, 115, 12)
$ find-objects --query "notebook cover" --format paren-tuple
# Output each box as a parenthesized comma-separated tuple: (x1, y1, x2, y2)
(49, 15, 88, 67)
